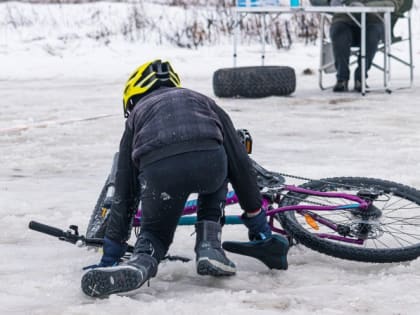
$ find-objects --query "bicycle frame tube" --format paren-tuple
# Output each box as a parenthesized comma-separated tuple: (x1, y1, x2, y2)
(268, 185, 369, 244)
(133, 185, 370, 245)
(267, 185, 368, 215)
(133, 191, 242, 226)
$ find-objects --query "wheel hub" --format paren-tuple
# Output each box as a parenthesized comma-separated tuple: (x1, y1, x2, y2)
(349, 202, 383, 239)
(349, 220, 384, 240)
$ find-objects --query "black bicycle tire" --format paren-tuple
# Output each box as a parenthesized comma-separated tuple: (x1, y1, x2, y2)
(86, 177, 111, 239)
(212, 66, 296, 98)
(277, 177, 420, 263)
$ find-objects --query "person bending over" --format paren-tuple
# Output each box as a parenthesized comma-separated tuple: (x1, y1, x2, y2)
(81, 59, 288, 298)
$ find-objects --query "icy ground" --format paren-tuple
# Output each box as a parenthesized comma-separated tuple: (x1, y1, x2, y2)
(1, 4, 420, 315)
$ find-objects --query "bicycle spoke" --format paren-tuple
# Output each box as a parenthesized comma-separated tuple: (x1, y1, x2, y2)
(381, 217, 420, 227)
(381, 197, 417, 213)
(382, 225, 420, 242)
(368, 237, 387, 249)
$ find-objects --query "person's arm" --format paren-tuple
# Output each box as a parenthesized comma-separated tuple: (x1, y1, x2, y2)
(105, 122, 140, 243)
(212, 103, 262, 212)
(359, 0, 403, 10)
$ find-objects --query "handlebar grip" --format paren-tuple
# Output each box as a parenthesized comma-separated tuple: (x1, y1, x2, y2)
(28, 221, 65, 238)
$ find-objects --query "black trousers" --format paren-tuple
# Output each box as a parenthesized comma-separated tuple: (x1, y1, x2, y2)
(330, 21, 384, 82)
(137, 146, 228, 259)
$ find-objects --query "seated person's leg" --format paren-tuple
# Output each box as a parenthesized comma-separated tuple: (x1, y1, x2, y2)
(354, 22, 385, 91)
(330, 21, 354, 91)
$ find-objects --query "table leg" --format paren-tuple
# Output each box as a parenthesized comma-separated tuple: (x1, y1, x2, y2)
(261, 13, 266, 66)
(361, 12, 366, 95)
(233, 11, 239, 67)
(384, 11, 392, 92)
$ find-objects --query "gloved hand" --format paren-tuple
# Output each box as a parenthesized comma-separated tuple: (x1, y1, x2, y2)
(241, 209, 272, 241)
(83, 236, 127, 270)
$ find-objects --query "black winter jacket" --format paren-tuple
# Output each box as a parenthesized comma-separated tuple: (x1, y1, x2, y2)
(332, 0, 404, 25)
(105, 87, 262, 242)
(128, 87, 224, 167)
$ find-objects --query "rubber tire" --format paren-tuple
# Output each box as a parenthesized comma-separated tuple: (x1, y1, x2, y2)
(277, 177, 420, 263)
(86, 177, 111, 239)
(212, 66, 296, 98)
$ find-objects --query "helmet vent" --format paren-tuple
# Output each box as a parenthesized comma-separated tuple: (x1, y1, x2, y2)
(123, 60, 181, 118)
(128, 71, 138, 81)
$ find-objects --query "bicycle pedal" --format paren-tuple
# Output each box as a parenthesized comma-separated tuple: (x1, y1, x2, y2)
(163, 254, 191, 263)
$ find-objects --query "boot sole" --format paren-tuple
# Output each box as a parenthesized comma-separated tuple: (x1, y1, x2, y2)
(81, 265, 146, 298)
(197, 258, 236, 277)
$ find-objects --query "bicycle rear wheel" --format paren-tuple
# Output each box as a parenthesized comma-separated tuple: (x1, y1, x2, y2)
(277, 177, 420, 263)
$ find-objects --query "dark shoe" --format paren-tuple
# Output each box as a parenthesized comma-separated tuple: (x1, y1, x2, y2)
(223, 235, 289, 270)
(354, 79, 369, 93)
(332, 80, 349, 92)
(241, 209, 272, 241)
(195, 220, 236, 276)
(81, 253, 158, 298)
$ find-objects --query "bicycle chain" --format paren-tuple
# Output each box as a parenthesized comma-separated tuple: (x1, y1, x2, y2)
(277, 172, 313, 182)
(276, 171, 373, 191)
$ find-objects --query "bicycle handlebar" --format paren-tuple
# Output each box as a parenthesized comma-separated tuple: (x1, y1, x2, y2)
(28, 220, 131, 251)
(29, 221, 67, 238)
(28, 220, 190, 262)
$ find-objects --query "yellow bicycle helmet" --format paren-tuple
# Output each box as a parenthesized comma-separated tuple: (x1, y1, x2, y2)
(123, 59, 181, 117)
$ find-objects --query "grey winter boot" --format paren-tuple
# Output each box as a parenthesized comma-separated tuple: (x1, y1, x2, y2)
(81, 253, 158, 298)
(195, 220, 236, 276)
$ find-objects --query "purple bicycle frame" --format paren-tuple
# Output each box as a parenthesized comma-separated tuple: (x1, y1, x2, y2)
(133, 184, 369, 245)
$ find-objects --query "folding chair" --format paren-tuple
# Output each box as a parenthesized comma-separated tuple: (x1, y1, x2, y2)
(373, 0, 414, 89)
(318, 0, 414, 92)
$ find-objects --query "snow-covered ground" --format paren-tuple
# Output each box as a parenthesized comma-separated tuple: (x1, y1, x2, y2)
(1, 2, 420, 315)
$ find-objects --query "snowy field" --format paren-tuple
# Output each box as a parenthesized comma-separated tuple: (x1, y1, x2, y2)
(1, 2, 420, 315)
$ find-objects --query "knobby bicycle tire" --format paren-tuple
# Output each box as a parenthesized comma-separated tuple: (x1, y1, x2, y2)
(86, 177, 111, 239)
(86, 153, 119, 239)
(212, 66, 296, 98)
(277, 177, 420, 263)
